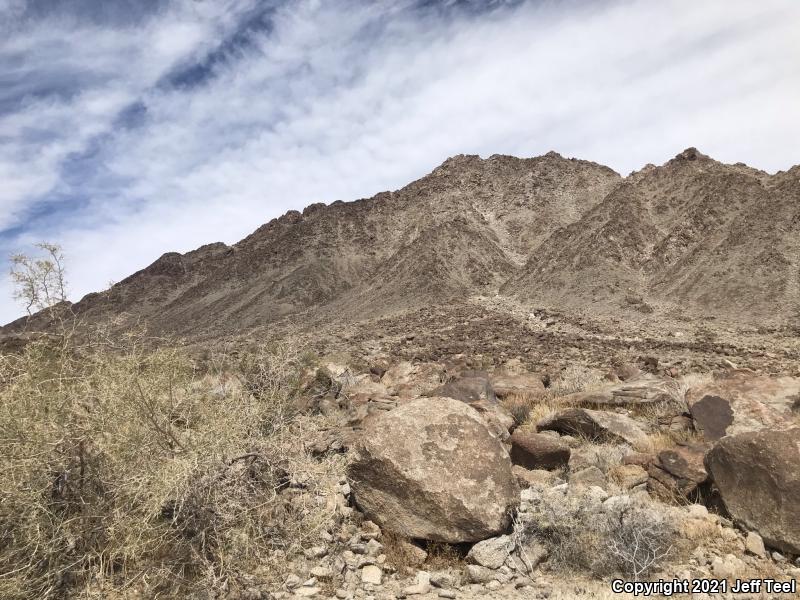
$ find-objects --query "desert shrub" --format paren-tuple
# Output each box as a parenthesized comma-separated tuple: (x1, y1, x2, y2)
(520, 489, 674, 580)
(0, 327, 332, 599)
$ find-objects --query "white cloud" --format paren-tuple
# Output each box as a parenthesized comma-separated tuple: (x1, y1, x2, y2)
(0, 0, 799, 323)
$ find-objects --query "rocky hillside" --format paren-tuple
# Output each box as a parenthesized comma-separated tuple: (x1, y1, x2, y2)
(506, 148, 800, 322)
(4, 148, 799, 338)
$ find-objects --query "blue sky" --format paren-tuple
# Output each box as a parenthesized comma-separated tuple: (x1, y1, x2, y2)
(1, 0, 799, 323)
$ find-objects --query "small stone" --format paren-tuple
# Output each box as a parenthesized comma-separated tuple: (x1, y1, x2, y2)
(438, 591, 456, 599)
(467, 535, 515, 569)
(430, 572, 456, 589)
(285, 574, 302, 589)
(294, 588, 319, 598)
(302, 577, 316, 587)
(360, 521, 382, 540)
(365, 539, 384, 557)
(335, 590, 349, 599)
(304, 546, 328, 559)
(711, 554, 744, 579)
(360, 565, 382, 585)
(772, 551, 786, 563)
(402, 571, 431, 595)
(745, 532, 766, 558)
(465, 564, 498, 584)
(486, 580, 502, 590)
(310, 566, 333, 578)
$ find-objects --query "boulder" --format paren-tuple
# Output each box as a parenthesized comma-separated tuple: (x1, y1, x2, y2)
(382, 361, 446, 398)
(490, 373, 545, 399)
(705, 427, 800, 554)
(347, 397, 519, 543)
(687, 372, 799, 440)
(537, 408, 649, 445)
(509, 431, 570, 470)
(469, 399, 515, 441)
(647, 444, 709, 498)
(563, 378, 673, 408)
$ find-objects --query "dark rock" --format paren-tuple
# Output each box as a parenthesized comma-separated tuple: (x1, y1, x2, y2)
(705, 428, 800, 554)
(509, 431, 570, 470)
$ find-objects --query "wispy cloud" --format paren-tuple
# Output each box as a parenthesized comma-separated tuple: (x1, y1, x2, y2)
(0, 0, 798, 323)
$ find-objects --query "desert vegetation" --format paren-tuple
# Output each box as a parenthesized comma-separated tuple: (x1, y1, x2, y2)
(1, 246, 345, 598)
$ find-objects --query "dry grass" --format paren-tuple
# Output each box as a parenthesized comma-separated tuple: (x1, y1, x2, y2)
(505, 366, 610, 432)
(0, 327, 337, 599)
(549, 365, 606, 397)
(381, 532, 425, 575)
(423, 542, 466, 571)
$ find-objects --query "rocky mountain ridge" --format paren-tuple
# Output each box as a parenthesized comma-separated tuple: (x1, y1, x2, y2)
(4, 148, 798, 338)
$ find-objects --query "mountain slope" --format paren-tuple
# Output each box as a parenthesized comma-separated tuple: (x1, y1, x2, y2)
(505, 148, 800, 322)
(4, 148, 798, 339)
(4, 152, 618, 337)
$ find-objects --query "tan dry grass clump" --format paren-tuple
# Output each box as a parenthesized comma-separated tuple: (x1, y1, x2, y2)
(0, 328, 334, 599)
(505, 366, 609, 432)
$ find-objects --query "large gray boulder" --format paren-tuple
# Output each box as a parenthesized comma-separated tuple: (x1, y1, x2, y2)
(705, 428, 800, 553)
(347, 397, 519, 543)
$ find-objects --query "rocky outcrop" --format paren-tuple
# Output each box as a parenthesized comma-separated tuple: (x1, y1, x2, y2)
(347, 397, 519, 543)
(537, 408, 649, 445)
(687, 372, 799, 440)
(705, 428, 800, 553)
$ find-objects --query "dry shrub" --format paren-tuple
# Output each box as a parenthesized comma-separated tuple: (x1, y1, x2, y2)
(522, 489, 674, 581)
(0, 328, 332, 599)
(381, 532, 426, 574)
(423, 541, 466, 570)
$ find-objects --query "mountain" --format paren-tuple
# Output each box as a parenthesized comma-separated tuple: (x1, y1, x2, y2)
(505, 148, 800, 322)
(3, 148, 798, 340)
